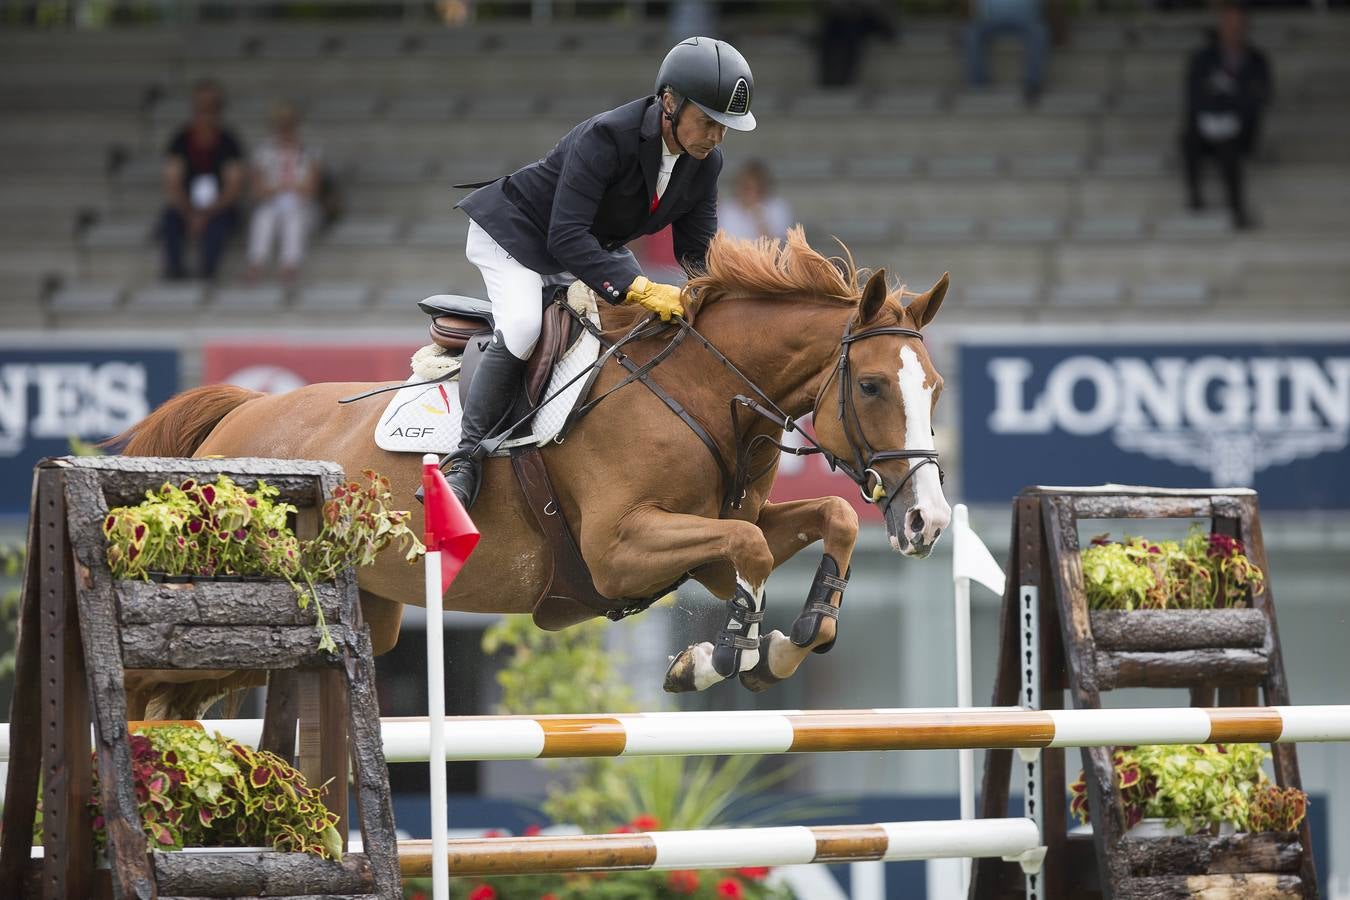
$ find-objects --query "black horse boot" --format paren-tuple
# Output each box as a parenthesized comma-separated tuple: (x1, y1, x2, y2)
(444, 331, 527, 509)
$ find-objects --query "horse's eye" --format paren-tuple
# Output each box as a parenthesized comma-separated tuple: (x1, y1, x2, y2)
(858, 380, 880, 397)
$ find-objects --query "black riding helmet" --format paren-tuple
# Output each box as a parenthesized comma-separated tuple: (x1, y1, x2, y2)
(654, 36, 756, 132)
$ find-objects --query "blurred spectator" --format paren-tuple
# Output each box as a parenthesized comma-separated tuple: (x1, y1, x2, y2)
(246, 102, 322, 284)
(719, 161, 794, 242)
(159, 79, 245, 280)
(962, 0, 1049, 102)
(1180, 2, 1272, 230)
(816, 0, 895, 88)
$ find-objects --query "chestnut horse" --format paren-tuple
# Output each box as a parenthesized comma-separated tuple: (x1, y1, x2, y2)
(117, 230, 951, 716)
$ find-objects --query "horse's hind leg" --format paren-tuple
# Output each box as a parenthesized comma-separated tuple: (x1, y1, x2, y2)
(580, 509, 775, 693)
(735, 497, 860, 693)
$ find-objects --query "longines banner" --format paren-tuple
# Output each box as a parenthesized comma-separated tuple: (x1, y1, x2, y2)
(960, 335, 1350, 510)
(0, 347, 179, 515)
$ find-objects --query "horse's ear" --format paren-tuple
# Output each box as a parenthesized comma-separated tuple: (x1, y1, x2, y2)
(905, 272, 949, 329)
(856, 268, 888, 325)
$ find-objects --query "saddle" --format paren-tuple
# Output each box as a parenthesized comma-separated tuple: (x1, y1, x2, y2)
(418, 291, 580, 408)
(418, 287, 672, 630)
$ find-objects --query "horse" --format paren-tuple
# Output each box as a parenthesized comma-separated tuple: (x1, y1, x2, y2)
(115, 228, 951, 717)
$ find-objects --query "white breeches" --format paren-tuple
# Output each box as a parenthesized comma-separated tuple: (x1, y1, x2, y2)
(247, 194, 310, 268)
(465, 219, 545, 360)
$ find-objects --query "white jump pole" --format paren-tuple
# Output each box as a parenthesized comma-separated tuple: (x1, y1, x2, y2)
(950, 504, 1008, 895)
(422, 453, 450, 900)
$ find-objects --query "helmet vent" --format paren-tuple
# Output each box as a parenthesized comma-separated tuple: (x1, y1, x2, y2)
(726, 78, 750, 115)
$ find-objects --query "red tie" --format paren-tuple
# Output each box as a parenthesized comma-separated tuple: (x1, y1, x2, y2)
(650, 193, 660, 214)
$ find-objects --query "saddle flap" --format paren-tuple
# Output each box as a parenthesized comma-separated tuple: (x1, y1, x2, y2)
(523, 294, 584, 406)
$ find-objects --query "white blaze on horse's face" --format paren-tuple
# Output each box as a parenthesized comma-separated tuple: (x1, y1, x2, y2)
(888, 345, 951, 557)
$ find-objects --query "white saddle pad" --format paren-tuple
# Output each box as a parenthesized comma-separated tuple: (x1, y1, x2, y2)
(375, 302, 601, 456)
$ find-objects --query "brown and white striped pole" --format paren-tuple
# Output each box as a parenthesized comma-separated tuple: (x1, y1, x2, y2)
(52, 705, 1350, 764)
(397, 818, 1045, 878)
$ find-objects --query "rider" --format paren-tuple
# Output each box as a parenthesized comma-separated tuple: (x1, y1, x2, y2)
(445, 36, 757, 509)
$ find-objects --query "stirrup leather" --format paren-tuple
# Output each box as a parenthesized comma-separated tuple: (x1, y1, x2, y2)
(790, 554, 850, 654)
(711, 583, 766, 678)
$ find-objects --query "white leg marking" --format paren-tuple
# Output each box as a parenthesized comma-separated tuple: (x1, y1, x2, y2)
(686, 642, 723, 691)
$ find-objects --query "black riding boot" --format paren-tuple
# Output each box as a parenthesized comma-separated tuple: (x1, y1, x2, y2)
(444, 332, 527, 509)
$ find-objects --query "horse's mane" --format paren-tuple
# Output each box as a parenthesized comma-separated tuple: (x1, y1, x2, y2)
(686, 226, 902, 314)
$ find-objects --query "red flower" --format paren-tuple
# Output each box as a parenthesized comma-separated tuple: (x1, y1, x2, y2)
(630, 814, 661, 831)
(468, 885, 497, 900)
(540, 895, 558, 900)
(609, 824, 636, 833)
(523, 823, 543, 836)
(410, 892, 427, 900)
(666, 870, 700, 894)
(737, 867, 770, 881)
(481, 828, 505, 838)
(716, 877, 745, 899)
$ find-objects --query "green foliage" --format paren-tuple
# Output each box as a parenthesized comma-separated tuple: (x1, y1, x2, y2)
(0, 544, 22, 682)
(470, 612, 813, 898)
(481, 612, 790, 833)
(81, 725, 341, 859)
(1248, 783, 1310, 832)
(1070, 742, 1307, 835)
(405, 865, 793, 899)
(102, 470, 423, 652)
(1080, 524, 1264, 610)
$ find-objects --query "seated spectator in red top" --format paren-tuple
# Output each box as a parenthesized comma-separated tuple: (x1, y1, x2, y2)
(159, 79, 245, 280)
(1180, 2, 1272, 230)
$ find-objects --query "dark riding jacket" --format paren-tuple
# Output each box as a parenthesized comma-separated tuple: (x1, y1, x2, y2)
(456, 96, 721, 304)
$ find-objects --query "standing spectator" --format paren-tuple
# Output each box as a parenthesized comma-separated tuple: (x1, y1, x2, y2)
(246, 101, 322, 285)
(816, 0, 894, 89)
(962, 0, 1049, 103)
(1180, 2, 1271, 230)
(160, 79, 244, 280)
(718, 160, 794, 241)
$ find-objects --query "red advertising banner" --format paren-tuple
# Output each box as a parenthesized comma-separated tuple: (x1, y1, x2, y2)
(766, 424, 880, 521)
(202, 342, 420, 392)
(201, 341, 878, 519)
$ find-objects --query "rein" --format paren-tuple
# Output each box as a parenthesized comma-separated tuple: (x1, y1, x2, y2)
(564, 302, 943, 518)
(678, 318, 943, 516)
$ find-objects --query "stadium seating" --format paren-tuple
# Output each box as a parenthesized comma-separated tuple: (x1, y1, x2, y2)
(0, 12, 1347, 328)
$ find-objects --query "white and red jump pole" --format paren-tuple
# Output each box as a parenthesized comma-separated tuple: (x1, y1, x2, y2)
(420, 454, 481, 900)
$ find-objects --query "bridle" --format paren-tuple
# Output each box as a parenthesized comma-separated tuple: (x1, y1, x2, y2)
(682, 314, 944, 517)
(817, 320, 945, 515)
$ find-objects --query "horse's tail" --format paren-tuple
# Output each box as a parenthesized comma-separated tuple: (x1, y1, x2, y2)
(110, 384, 261, 457)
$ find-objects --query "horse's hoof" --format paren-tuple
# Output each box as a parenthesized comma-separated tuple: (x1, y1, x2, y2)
(738, 637, 784, 694)
(663, 642, 718, 693)
(663, 647, 700, 693)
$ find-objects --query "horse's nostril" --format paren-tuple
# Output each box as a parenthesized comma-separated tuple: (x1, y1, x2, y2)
(910, 510, 925, 534)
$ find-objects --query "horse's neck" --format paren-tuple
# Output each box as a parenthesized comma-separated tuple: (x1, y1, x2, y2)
(691, 297, 849, 418)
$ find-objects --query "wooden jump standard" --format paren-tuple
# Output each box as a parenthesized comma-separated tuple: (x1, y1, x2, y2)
(8, 705, 1337, 764)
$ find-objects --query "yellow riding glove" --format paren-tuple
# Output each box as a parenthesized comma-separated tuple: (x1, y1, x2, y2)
(625, 275, 685, 322)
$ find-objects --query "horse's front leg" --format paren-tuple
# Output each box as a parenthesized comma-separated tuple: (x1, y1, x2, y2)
(580, 508, 775, 693)
(737, 496, 860, 693)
